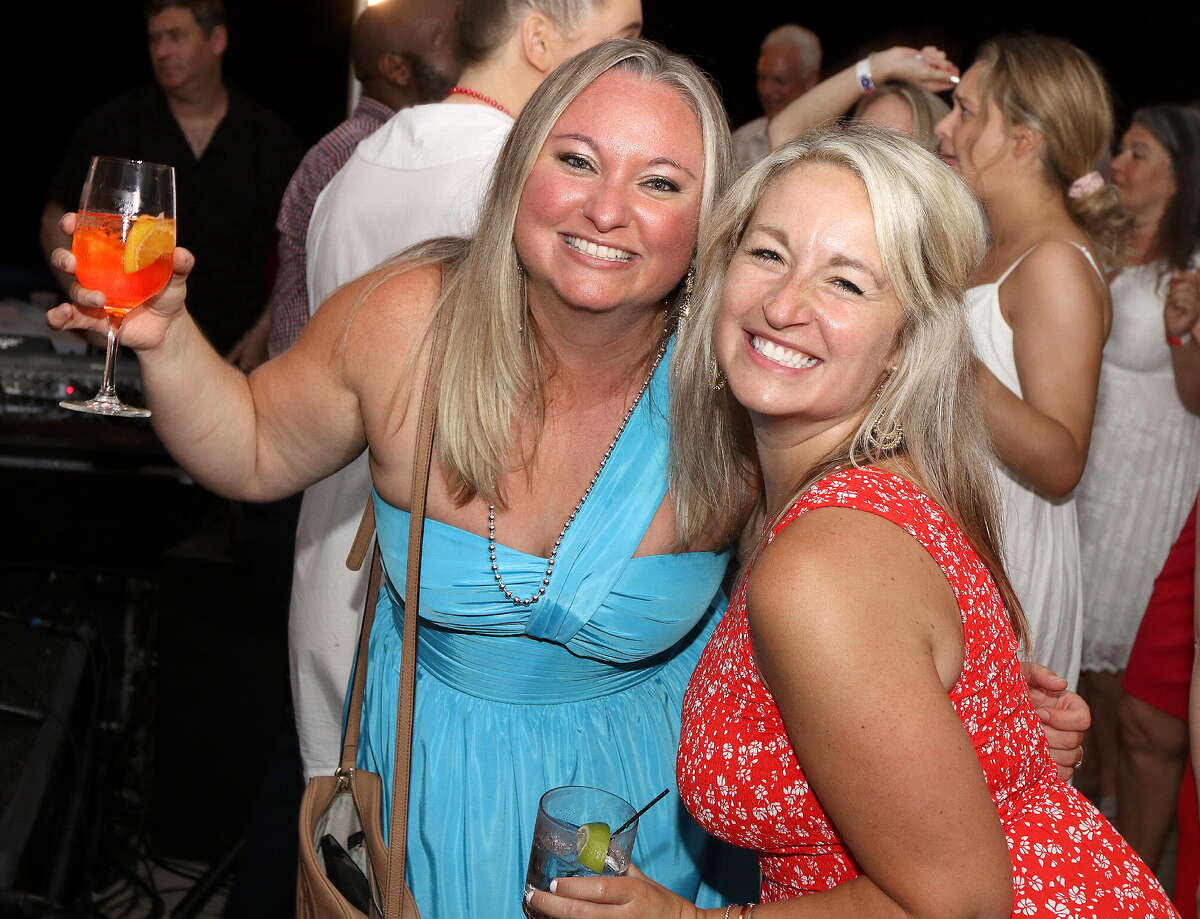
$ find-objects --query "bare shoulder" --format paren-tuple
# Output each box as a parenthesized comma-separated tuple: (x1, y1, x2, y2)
(1003, 238, 1109, 320)
(750, 504, 956, 643)
(305, 261, 444, 376)
(318, 260, 443, 342)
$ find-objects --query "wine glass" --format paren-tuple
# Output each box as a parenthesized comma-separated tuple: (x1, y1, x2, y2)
(60, 155, 176, 418)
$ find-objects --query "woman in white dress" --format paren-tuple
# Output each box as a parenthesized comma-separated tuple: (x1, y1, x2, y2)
(934, 37, 1125, 694)
(1076, 104, 1200, 859)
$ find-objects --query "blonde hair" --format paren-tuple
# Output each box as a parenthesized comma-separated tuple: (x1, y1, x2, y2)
(402, 39, 732, 505)
(976, 35, 1131, 267)
(852, 81, 950, 153)
(670, 123, 1028, 643)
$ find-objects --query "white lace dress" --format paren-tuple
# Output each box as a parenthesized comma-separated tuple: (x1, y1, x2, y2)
(1075, 261, 1200, 673)
(964, 244, 1103, 688)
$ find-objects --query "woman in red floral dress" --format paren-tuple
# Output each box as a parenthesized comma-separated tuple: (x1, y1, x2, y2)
(528, 126, 1176, 918)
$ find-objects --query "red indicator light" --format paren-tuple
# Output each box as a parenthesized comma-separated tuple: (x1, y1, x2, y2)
(66, 385, 76, 395)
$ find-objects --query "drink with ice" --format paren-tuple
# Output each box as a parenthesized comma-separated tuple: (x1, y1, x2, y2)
(523, 786, 637, 919)
(74, 210, 175, 313)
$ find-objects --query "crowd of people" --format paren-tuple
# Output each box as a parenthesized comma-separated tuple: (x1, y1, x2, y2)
(42, 0, 1200, 917)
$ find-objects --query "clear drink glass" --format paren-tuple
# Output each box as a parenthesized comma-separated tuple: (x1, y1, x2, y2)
(523, 785, 638, 919)
(60, 155, 176, 419)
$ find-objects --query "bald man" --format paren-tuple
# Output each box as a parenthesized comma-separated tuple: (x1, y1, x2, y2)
(731, 23, 821, 172)
(231, 0, 460, 368)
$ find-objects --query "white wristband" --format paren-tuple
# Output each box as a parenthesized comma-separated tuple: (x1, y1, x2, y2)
(856, 57, 875, 93)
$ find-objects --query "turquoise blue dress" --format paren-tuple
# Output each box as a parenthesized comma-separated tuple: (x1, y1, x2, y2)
(355, 347, 735, 918)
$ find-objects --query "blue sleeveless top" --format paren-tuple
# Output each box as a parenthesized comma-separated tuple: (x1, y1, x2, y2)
(355, 341, 734, 918)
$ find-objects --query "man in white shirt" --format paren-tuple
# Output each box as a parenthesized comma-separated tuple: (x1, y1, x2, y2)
(293, 0, 643, 781)
(731, 23, 821, 173)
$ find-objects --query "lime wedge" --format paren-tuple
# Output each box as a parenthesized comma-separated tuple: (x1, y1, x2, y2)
(576, 821, 611, 873)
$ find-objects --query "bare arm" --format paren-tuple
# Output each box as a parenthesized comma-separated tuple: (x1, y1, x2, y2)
(981, 241, 1110, 498)
(46, 212, 433, 501)
(766, 47, 958, 151)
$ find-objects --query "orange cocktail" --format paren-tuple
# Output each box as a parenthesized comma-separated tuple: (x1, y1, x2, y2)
(73, 210, 176, 314)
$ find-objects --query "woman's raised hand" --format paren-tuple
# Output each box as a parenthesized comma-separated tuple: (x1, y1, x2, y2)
(45, 210, 195, 352)
(872, 45, 960, 93)
(1165, 269, 1200, 340)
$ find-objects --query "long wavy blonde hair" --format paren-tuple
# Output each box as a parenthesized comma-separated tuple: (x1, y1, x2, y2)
(389, 39, 732, 506)
(670, 124, 1028, 642)
(975, 35, 1131, 268)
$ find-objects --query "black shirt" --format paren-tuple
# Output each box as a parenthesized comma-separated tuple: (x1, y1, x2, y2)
(49, 84, 304, 353)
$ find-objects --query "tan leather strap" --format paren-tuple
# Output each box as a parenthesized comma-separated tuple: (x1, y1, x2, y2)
(386, 306, 449, 918)
(339, 542, 383, 774)
(347, 500, 377, 572)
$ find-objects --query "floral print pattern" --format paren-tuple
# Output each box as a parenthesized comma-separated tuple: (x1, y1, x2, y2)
(677, 467, 1177, 917)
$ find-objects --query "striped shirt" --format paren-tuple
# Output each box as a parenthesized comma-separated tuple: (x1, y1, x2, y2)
(266, 96, 394, 359)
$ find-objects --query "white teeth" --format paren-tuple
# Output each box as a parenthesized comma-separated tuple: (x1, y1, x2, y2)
(751, 336, 820, 369)
(564, 235, 634, 262)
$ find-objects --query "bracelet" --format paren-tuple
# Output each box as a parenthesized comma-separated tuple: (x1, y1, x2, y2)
(741, 907, 758, 919)
(1168, 332, 1194, 348)
(855, 57, 875, 93)
(723, 908, 736, 919)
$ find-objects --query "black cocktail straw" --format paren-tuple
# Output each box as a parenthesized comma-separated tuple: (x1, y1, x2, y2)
(612, 788, 670, 836)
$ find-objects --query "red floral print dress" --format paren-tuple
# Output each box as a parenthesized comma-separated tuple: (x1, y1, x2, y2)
(677, 467, 1178, 917)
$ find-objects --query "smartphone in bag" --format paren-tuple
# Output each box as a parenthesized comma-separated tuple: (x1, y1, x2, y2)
(319, 832, 372, 913)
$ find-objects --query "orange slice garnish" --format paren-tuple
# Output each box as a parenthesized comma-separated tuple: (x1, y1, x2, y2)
(123, 215, 175, 274)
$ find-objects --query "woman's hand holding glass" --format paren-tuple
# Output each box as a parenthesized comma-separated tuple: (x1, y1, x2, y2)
(526, 864, 701, 919)
(47, 210, 196, 355)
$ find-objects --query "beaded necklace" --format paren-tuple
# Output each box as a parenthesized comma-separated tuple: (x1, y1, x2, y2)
(447, 86, 514, 118)
(487, 331, 670, 607)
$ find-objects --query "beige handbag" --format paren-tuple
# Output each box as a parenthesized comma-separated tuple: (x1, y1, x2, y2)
(297, 306, 447, 919)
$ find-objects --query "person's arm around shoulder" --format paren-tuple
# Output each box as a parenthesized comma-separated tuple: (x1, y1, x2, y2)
(47, 212, 438, 501)
(982, 239, 1109, 497)
(766, 47, 958, 151)
(747, 506, 1012, 918)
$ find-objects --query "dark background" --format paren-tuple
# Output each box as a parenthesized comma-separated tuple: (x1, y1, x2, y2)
(8, 1, 1199, 297)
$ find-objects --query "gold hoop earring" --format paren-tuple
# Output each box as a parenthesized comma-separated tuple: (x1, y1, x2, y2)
(866, 413, 904, 452)
(518, 264, 527, 336)
(867, 367, 902, 451)
(678, 264, 695, 320)
(707, 356, 725, 391)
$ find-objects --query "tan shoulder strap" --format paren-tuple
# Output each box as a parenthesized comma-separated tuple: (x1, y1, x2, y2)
(387, 305, 449, 917)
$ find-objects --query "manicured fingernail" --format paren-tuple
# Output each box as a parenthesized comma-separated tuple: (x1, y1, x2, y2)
(950, 75, 961, 84)
(549, 879, 558, 893)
